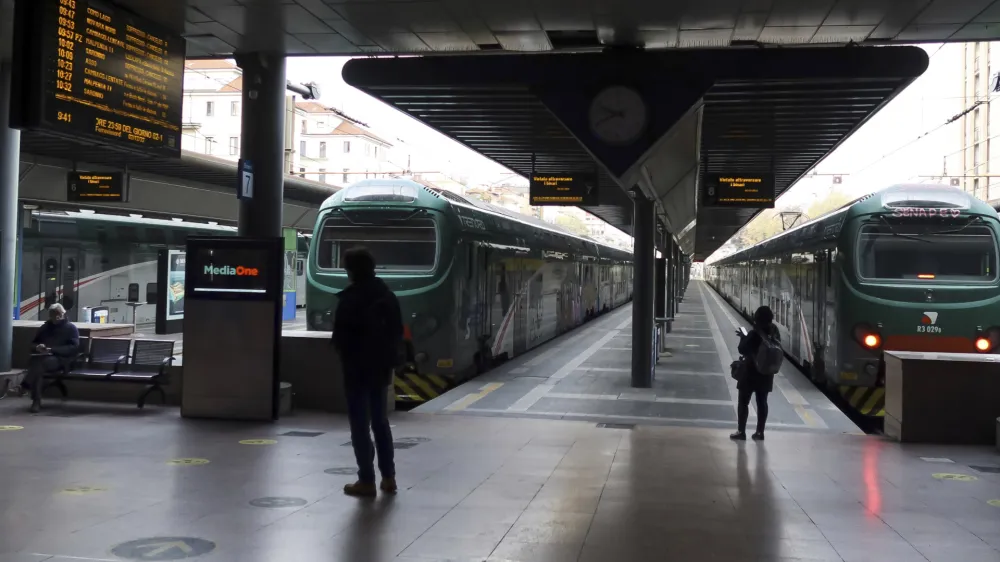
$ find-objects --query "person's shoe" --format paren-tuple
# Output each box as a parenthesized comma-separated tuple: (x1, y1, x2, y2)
(343, 481, 377, 498)
(380, 478, 398, 494)
(751, 432, 765, 441)
(730, 431, 746, 441)
(29, 401, 40, 414)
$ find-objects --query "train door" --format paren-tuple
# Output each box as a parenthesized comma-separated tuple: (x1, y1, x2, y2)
(512, 260, 528, 357)
(811, 250, 830, 376)
(295, 257, 306, 308)
(37, 247, 81, 322)
(474, 244, 492, 352)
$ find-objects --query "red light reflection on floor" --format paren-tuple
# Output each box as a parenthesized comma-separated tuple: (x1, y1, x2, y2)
(863, 439, 883, 515)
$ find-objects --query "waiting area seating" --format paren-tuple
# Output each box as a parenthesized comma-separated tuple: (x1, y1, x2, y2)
(41, 338, 175, 408)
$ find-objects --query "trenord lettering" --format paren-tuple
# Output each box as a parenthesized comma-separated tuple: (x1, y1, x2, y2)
(203, 265, 259, 276)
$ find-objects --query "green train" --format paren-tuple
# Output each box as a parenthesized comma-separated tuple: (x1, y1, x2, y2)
(306, 179, 633, 403)
(706, 184, 1000, 416)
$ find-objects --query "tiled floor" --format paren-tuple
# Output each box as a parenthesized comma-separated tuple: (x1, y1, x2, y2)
(2, 282, 999, 561)
(1, 404, 999, 561)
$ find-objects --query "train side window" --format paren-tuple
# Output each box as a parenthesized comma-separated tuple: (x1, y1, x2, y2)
(296, 260, 304, 276)
(145, 283, 158, 305)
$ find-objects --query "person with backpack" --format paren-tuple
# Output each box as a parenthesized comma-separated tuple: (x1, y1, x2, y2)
(333, 247, 403, 497)
(731, 305, 782, 441)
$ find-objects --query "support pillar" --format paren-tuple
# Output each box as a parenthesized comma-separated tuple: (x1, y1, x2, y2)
(631, 190, 655, 388)
(654, 252, 666, 319)
(665, 238, 675, 319)
(672, 242, 681, 315)
(0, 61, 20, 372)
(236, 53, 286, 237)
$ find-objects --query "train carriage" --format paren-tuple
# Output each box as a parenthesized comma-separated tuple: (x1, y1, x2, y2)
(306, 179, 633, 404)
(707, 184, 1000, 416)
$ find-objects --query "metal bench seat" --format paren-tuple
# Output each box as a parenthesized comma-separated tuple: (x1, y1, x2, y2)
(48, 338, 175, 408)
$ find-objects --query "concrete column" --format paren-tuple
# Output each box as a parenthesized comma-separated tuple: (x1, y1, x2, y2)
(655, 252, 666, 319)
(236, 53, 286, 237)
(673, 243, 681, 313)
(665, 238, 674, 318)
(631, 190, 655, 388)
(0, 61, 20, 372)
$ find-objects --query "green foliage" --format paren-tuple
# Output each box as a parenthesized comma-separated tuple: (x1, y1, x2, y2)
(735, 187, 854, 250)
(555, 214, 589, 237)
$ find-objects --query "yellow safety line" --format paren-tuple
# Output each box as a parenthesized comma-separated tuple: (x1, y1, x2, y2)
(794, 405, 825, 428)
(427, 374, 448, 389)
(861, 388, 885, 415)
(444, 382, 504, 412)
(405, 373, 440, 399)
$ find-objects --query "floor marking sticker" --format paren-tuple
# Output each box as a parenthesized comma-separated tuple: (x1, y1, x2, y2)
(988, 499, 1000, 508)
(60, 486, 107, 495)
(111, 537, 216, 560)
(239, 439, 277, 445)
(0, 425, 23, 431)
(920, 457, 955, 463)
(444, 382, 504, 412)
(249, 497, 308, 508)
(167, 458, 210, 466)
(932, 473, 977, 482)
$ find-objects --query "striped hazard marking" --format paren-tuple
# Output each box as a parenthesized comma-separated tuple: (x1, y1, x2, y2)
(839, 386, 885, 417)
(394, 372, 451, 402)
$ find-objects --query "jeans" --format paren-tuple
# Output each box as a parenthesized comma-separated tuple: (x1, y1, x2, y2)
(26, 355, 62, 403)
(737, 387, 769, 434)
(345, 379, 395, 484)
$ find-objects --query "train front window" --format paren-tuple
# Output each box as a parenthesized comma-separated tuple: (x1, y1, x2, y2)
(857, 223, 998, 282)
(317, 216, 437, 272)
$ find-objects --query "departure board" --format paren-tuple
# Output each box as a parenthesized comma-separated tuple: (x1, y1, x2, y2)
(12, 0, 185, 157)
(702, 173, 775, 208)
(530, 174, 599, 206)
(66, 171, 128, 202)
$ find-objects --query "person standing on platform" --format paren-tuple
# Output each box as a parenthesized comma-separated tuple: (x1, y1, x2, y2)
(731, 305, 782, 441)
(333, 247, 403, 497)
(25, 304, 80, 413)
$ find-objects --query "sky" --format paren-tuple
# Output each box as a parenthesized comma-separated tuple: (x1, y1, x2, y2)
(285, 57, 516, 186)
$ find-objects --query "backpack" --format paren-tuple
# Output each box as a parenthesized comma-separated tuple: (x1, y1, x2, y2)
(753, 328, 784, 375)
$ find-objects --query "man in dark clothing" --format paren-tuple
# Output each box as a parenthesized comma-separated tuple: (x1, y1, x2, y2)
(731, 305, 779, 441)
(26, 304, 80, 413)
(333, 247, 403, 497)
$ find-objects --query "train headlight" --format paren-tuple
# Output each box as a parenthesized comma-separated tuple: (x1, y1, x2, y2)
(975, 337, 991, 352)
(974, 326, 1000, 353)
(411, 313, 439, 339)
(853, 323, 882, 350)
(864, 362, 879, 376)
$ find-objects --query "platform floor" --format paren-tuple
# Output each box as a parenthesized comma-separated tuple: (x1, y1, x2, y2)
(1, 283, 999, 562)
(418, 281, 858, 435)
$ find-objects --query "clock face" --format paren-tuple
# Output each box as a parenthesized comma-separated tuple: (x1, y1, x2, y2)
(588, 86, 648, 145)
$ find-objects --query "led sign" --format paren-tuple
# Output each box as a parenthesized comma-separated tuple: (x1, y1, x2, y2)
(530, 174, 598, 206)
(12, 0, 185, 157)
(186, 240, 280, 299)
(66, 171, 127, 202)
(703, 173, 775, 208)
(889, 207, 963, 219)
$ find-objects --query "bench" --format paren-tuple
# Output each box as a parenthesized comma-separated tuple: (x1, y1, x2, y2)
(42, 338, 175, 408)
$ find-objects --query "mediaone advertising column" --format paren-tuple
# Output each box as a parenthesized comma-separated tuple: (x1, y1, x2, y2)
(181, 237, 283, 421)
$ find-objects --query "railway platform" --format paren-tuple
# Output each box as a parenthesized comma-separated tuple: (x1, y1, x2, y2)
(1, 283, 999, 562)
(419, 281, 858, 434)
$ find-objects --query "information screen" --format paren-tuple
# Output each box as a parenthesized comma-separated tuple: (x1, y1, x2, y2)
(66, 171, 127, 202)
(703, 174, 775, 208)
(186, 241, 280, 300)
(166, 250, 185, 320)
(530, 174, 599, 206)
(13, 0, 185, 157)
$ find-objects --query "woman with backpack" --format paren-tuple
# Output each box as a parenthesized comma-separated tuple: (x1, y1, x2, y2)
(731, 305, 782, 441)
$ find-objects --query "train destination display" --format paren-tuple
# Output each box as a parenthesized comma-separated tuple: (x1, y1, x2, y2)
(530, 174, 598, 206)
(13, 0, 185, 157)
(703, 173, 775, 208)
(66, 171, 128, 202)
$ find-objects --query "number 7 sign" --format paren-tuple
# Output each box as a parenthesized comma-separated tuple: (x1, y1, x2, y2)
(237, 159, 254, 200)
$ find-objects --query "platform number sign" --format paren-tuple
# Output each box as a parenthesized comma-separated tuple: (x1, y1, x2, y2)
(237, 159, 254, 200)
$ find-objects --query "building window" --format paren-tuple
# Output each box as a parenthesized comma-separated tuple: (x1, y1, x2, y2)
(319, 142, 327, 158)
(374, 146, 378, 158)
(343, 169, 349, 183)
(343, 141, 350, 153)
(204, 136, 214, 154)
(974, 178, 980, 196)
(206, 101, 214, 117)
(231, 101, 239, 116)
(301, 120, 307, 134)
(975, 127, 981, 141)
(365, 144, 371, 156)
(299, 167, 305, 178)
(318, 121, 325, 129)
(229, 136, 239, 156)
(300, 140, 306, 157)
(319, 168, 326, 183)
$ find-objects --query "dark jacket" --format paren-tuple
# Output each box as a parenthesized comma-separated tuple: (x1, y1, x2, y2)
(737, 323, 780, 393)
(333, 276, 403, 386)
(31, 319, 80, 358)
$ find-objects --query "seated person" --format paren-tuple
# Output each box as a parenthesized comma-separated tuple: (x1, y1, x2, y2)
(26, 304, 79, 413)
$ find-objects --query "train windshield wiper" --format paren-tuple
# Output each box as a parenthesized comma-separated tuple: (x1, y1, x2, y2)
(878, 215, 932, 243)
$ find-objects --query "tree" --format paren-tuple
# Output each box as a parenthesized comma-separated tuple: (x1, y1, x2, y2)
(804, 189, 854, 220)
(555, 214, 590, 238)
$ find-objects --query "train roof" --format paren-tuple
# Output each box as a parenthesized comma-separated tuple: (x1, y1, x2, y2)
(319, 178, 633, 259)
(708, 183, 994, 266)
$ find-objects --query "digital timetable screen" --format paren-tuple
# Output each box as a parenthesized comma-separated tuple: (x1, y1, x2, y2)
(12, 0, 185, 157)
